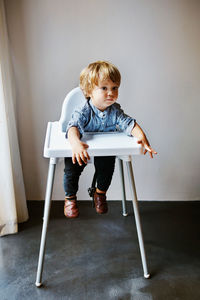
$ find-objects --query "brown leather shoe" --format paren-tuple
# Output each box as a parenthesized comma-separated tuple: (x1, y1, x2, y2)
(94, 191, 108, 214)
(64, 196, 79, 218)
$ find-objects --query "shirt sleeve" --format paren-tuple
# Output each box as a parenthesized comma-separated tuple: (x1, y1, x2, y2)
(115, 103, 136, 136)
(65, 108, 87, 138)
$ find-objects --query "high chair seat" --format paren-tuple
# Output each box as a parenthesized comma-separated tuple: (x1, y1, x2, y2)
(35, 87, 150, 287)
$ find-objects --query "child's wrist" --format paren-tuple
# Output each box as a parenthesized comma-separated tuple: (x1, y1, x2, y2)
(71, 139, 81, 147)
(131, 130, 145, 140)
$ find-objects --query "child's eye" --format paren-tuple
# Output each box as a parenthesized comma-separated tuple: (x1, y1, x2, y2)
(113, 86, 119, 91)
(101, 87, 107, 91)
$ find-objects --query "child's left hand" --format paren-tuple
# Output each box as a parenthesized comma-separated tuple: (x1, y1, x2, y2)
(137, 136, 157, 158)
(131, 122, 157, 158)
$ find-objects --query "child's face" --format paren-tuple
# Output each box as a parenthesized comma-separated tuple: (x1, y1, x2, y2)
(89, 78, 119, 111)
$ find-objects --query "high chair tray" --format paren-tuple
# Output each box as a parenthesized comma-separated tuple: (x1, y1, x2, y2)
(44, 121, 142, 158)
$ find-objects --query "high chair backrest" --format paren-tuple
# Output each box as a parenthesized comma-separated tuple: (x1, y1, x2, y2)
(59, 87, 86, 132)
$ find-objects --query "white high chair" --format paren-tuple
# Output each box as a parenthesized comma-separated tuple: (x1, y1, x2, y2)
(35, 87, 150, 287)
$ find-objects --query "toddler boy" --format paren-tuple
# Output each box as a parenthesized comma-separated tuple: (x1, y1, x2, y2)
(64, 61, 157, 218)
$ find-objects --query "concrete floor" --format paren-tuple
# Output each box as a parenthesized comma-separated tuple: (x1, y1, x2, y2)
(0, 200, 200, 300)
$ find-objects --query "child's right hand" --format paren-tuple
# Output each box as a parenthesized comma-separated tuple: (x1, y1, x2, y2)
(71, 141, 90, 166)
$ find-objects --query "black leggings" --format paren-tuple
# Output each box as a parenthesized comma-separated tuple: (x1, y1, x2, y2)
(63, 156, 116, 197)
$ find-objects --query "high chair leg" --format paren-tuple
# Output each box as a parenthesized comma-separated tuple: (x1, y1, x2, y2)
(118, 158, 128, 216)
(35, 158, 57, 287)
(88, 171, 97, 207)
(125, 160, 150, 279)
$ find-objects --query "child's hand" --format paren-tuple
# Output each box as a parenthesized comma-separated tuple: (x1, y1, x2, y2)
(137, 136, 157, 158)
(131, 123, 157, 158)
(71, 141, 90, 166)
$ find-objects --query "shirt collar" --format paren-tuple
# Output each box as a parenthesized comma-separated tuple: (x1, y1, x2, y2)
(89, 99, 109, 118)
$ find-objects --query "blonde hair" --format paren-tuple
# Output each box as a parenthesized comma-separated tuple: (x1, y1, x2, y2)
(80, 61, 121, 99)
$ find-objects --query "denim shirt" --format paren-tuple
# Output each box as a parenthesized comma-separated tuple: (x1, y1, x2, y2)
(66, 99, 136, 138)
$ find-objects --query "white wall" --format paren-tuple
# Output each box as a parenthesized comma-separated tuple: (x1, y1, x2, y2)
(5, 0, 200, 201)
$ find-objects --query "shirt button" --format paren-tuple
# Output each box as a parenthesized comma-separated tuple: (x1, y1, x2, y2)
(99, 112, 103, 117)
